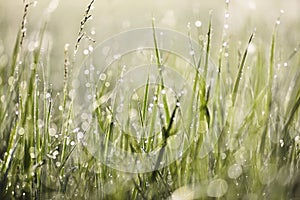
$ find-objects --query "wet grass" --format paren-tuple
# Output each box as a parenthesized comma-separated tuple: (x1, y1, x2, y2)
(1, 0, 300, 199)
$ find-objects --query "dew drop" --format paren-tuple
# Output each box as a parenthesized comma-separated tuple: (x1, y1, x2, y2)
(77, 132, 84, 139)
(18, 128, 25, 136)
(53, 150, 59, 157)
(8, 76, 14, 86)
(85, 82, 91, 88)
(38, 119, 44, 128)
(195, 20, 202, 28)
(99, 73, 107, 81)
(21, 28, 27, 33)
(207, 179, 228, 198)
(49, 128, 57, 137)
(30, 148, 36, 159)
(113, 54, 121, 60)
(81, 121, 89, 131)
(105, 82, 110, 87)
(228, 164, 243, 179)
(83, 49, 89, 55)
(91, 28, 96, 35)
(187, 22, 191, 30)
(221, 153, 227, 160)
(56, 162, 61, 167)
(248, 43, 256, 54)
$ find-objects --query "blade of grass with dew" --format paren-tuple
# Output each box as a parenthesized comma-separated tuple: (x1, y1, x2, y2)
(259, 26, 276, 155)
(232, 33, 254, 105)
(217, 32, 254, 170)
(152, 19, 170, 124)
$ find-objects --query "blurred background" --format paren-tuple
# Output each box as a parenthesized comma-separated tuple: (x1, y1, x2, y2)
(0, 0, 299, 89)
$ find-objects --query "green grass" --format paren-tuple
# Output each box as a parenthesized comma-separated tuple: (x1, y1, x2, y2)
(1, 1, 300, 199)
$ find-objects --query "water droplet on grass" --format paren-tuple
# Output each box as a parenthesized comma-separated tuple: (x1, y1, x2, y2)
(295, 136, 300, 143)
(77, 132, 84, 140)
(21, 28, 27, 33)
(0, 95, 5, 103)
(207, 179, 228, 198)
(248, 43, 256, 54)
(113, 54, 121, 60)
(49, 128, 56, 137)
(88, 45, 94, 52)
(221, 153, 226, 159)
(8, 76, 14, 86)
(18, 128, 25, 136)
(195, 20, 202, 28)
(171, 185, 195, 200)
(228, 164, 243, 179)
(105, 82, 110, 87)
(83, 49, 89, 55)
(187, 22, 191, 30)
(29, 147, 36, 158)
(56, 162, 61, 167)
(99, 73, 107, 81)
(81, 121, 89, 131)
(85, 82, 91, 88)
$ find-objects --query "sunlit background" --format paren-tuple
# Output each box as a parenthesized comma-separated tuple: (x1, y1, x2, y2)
(0, 0, 299, 89)
(1, 1, 300, 199)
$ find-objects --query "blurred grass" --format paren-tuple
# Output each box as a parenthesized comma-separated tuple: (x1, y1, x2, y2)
(0, 0, 300, 199)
